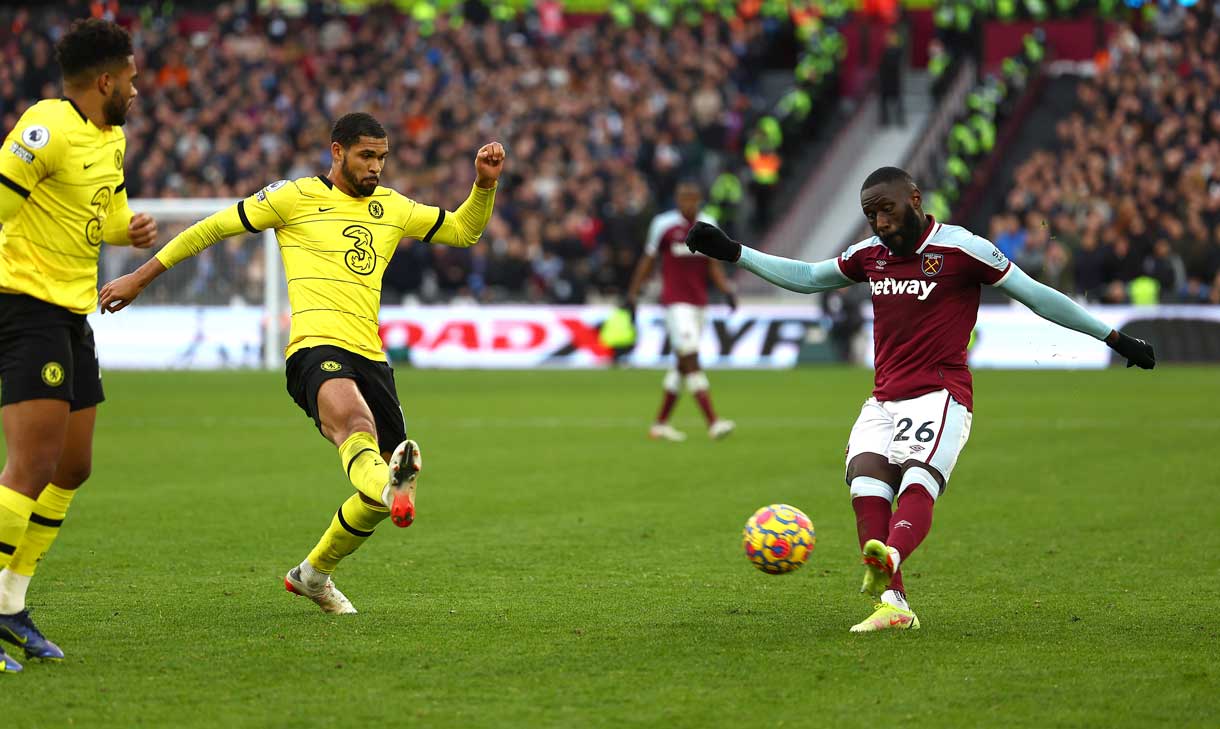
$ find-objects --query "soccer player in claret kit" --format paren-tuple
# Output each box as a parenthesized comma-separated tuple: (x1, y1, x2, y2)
(0, 19, 158, 673)
(626, 180, 738, 442)
(100, 113, 505, 614)
(686, 167, 1155, 632)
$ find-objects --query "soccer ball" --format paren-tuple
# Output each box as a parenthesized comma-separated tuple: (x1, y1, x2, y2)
(742, 504, 816, 575)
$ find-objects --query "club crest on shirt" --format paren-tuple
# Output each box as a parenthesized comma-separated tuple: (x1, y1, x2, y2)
(114, 149, 124, 169)
(921, 252, 944, 277)
(368, 200, 384, 219)
(320, 361, 342, 372)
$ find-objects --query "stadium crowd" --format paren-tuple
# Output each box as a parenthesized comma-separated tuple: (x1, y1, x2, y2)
(988, 5, 1220, 304)
(1, 1, 796, 305)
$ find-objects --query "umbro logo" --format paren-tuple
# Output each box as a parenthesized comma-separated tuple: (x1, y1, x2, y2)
(318, 207, 335, 212)
(894, 520, 913, 529)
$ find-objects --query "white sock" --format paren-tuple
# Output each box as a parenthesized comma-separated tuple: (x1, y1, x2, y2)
(881, 589, 909, 611)
(0, 569, 31, 614)
(298, 559, 328, 590)
(887, 546, 902, 573)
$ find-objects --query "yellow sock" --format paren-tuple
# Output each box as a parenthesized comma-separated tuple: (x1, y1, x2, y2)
(339, 432, 389, 504)
(8, 483, 76, 577)
(306, 494, 390, 574)
(0, 485, 37, 571)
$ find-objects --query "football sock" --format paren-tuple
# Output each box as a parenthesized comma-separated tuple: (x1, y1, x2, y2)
(881, 589, 909, 610)
(306, 493, 390, 575)
(849, 476, 893, 548)
(656, 370, 681, 424)
(0, 570, 30, 615)
(685, 372, 717, 424)
(850, 477, 907, 593)
(339, 432, 390, 504)
(886, 471, 938, 562)
(0, 484, 76, 612)
(0, 486, 36, 572)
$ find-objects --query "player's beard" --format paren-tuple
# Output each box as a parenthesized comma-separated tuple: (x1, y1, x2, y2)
(882, 206, 927, 254)
(102, 87, 128, 127)
(341, 157, 378, 197)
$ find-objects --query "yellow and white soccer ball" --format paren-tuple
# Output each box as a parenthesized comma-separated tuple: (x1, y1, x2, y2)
(742, 504, 816, 575)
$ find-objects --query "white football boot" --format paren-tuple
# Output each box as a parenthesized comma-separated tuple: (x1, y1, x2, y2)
(649, 423, 688, 442)
(708, 419, 736, 440)
(383, 439, 421, 528)
(284, 566, 357, 615)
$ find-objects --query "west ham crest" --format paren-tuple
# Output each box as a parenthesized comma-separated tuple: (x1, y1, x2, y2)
(921, 252, 944, 277)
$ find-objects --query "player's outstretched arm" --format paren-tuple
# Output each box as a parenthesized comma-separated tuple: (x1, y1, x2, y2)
(996, 266, 1155, 369)
(685, 221, 853, 294)
(99, 201, 251, 313)
(413, 142, 505, 249)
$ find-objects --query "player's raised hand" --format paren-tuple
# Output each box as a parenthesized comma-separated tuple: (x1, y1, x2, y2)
(1106, 330, 1156, 369)
(128, 212, 158, 249)
(475, 142, 506, 189)
(98, 273, 147, 314)
(685, 221, 742, 262)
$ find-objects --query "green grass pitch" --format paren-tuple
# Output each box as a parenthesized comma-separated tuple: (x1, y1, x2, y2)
(4, 367, 1218, 728)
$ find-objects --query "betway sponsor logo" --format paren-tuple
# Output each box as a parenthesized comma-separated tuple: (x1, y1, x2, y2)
(870, 278, 937, 300)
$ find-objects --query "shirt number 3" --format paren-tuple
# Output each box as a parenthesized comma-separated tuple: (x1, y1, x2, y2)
(85, 186, 111, 246)
(342, 225, 376, 275)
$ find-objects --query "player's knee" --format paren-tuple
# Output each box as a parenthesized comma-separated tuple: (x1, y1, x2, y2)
(847, 453, 899, 484)
(899, 461, 944, 501)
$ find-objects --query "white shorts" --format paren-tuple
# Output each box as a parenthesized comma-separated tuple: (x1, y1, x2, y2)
(845, 389, 973, 485)
(665, 303, 705, 357)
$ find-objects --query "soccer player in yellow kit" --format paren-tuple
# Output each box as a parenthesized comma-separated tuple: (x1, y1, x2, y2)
(100, 113, 504, 614)
(0, 19, 157, 674)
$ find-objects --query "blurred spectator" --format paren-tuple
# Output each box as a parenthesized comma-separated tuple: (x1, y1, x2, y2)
(988, 5, 1220, 303)
(0, 3, 795, 305)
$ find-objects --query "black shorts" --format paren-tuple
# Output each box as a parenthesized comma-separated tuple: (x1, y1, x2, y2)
(0, 293, 105, 411)
(285, 345, 406, 452)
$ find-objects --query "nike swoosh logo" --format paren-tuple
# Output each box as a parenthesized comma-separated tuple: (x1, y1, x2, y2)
(889, 617, 909, 626)
(83, 162, 96, 169)
(0, 626, 26, 644)
(318, 207, 335, 212)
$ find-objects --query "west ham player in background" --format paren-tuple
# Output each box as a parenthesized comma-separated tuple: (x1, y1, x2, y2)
(686, 167, 1154, 632)
(626, 181, 738, 442)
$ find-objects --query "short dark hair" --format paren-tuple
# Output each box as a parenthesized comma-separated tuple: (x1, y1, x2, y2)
(861, 166, 915, 191)
(331, 113, 387, 148)
(56, 19, 133, 83)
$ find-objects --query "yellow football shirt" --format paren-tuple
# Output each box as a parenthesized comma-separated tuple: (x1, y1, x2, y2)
(0, 98, 134, 314)
(156, 175, 495, 361)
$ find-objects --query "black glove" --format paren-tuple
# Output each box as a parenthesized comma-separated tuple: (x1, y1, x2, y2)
(725, 292, 738, 312)
(1107, 331, 1155, 369)
(685, 221, 742, 262)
